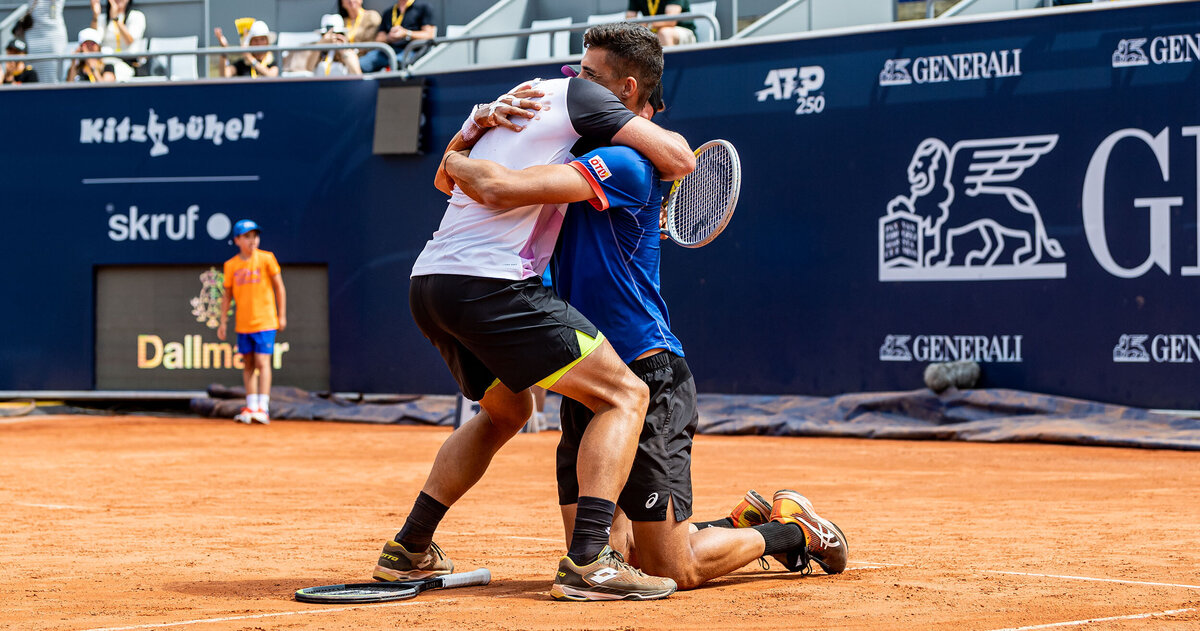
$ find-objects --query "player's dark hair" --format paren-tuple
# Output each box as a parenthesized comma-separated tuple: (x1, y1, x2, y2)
(583, 22, 663, 109)
(336, 0, 350, 19)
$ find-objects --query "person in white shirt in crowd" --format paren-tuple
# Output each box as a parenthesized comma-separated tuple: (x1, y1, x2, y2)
(214, 19, 279, 78)
(287, 14, 362, 76)
(89, 0, 146, 81)
(16, 0, 68, 84)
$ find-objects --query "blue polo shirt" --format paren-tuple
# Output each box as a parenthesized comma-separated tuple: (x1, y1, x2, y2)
(550, 145, 684, 363)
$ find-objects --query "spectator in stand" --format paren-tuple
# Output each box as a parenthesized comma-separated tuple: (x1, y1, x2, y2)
(214, 20, 279, 78)
(68, 28, 116, 83)
(626, 0, 696, 47)
(1, 39, 40, 84)
(17, 0, 67, 84)
(90, 0, 146, 82)
(313, 14, 362, 76)
(360, 0, 435, 72)
(337, 0, 381, 53)
(281, 14, 363, 76)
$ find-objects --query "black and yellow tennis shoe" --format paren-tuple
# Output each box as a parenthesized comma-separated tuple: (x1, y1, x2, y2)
(549, 545, 676, 601)
(373, 540, 454, 582)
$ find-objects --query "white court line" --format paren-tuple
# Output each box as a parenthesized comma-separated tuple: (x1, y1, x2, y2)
(15, 502, 94, 510)
(81, 176, 260, 184)
(76, 598, 453, 631)
(985, 570, 1200, 591)
(986, 607, 1196, 631)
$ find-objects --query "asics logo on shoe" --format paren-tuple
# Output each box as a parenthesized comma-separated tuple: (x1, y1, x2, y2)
(795, 514, 842, 549)
(645, 492, 659, 509)
(588, 568, 620, 584)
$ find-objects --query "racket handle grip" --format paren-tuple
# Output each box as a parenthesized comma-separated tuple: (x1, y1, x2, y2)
(441, 568, 491, 588)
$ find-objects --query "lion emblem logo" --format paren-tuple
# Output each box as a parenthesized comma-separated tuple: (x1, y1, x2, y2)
(879, 135, 1067, 281)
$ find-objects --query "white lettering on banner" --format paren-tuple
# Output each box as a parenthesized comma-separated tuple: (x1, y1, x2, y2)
(1082, 127, 1200, 278)
(879, 335, 1023, 363)
(756, 66, 826, 115)
(1115, 334, 1200, 363)
(879, 49, 1021, 86)
(878, 135, 1065, 281)
(107, 205, 233, 242)
(1114, 33, 1200, 68)
(80, 109, 264, 157)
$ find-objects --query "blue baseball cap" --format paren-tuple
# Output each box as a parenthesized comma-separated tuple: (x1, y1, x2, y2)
(232, 219, 260, 237)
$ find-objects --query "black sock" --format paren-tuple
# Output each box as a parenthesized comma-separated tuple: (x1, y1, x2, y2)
(567, 496, 616, 565)
(396, 492, 449, 552)
(693, 517, 735, 529)
(752, 522, 805, 556)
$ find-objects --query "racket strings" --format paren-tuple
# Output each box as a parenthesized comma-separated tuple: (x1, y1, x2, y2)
(671, 143, 739, 246)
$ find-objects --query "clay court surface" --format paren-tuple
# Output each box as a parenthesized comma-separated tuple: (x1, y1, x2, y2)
(3, 414, 1199, 631)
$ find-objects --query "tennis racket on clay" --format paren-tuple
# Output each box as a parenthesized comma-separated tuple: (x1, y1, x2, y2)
(661, 139, 742, 248)
(294, 568, 491, 604)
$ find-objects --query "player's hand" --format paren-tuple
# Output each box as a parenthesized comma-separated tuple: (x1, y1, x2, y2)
(217, 322, 227, 341)
(91, 0, 101, 16)
(213, 27, 229, 47)
(277, 316, 287, 332)
(473, 83, 544, 132)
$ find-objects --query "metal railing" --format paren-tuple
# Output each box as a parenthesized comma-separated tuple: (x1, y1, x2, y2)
(0, 3, 29, 51)
(0, 41, 397, 83)
(400, 12, 722, 69)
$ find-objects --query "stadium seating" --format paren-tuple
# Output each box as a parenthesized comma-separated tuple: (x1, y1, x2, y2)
(526, 16, 572, 59)
(692, 1, 718, 42)
(146, 35, 199, 80)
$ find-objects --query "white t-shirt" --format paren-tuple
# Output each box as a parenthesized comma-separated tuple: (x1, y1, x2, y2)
(411, 77, 636, 280)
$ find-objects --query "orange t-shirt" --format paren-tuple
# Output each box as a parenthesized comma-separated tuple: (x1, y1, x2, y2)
(223, 249, 281, 333)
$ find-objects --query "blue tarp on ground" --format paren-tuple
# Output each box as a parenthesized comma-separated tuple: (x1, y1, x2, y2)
(192, 386, 1200, 451)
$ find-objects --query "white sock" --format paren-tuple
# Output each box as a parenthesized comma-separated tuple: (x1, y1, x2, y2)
(247, 394, 260, 410)
(260, 395, 270, 415)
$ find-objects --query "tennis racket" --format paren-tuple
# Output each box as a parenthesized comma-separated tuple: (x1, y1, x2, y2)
(294, 568, 491, 604)
(661, 139, 742, 248)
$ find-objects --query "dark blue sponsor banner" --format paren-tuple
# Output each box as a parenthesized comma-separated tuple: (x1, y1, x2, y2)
(2, 1, 1199, 408)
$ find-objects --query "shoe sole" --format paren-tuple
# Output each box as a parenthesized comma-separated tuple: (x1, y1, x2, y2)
(774, 490, 849, 575)
(372, 565, 448, 582)
(549, 583, 676, 601)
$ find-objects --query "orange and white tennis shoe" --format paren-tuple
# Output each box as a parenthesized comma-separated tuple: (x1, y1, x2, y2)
(727, 489, 772, 528)
(770, 490, 848, 574)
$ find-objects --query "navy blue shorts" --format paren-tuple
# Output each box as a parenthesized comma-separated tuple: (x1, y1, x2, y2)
(557, 351, 698, 522)
(237, 330, 276, 355)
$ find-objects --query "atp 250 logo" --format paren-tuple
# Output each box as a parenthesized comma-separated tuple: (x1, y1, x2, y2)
(756, 66, 825, 115)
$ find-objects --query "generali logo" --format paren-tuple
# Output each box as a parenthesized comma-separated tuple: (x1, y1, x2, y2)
(879, 134, 1065, 281)
(80, 108, 264, 157)
(1112, 34, 1200, 68)
(879, 49, 1022, 86)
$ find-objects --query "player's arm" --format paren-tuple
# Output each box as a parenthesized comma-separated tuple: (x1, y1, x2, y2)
(612, 116, 694, 181)
(271, 272, 287, 332)
(567, 76, 694, 181)
(433, 83, 546, 195)
(445, 153, 595, 209)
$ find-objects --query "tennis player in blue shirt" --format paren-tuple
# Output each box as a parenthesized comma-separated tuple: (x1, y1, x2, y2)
(444, 82, 848, 593)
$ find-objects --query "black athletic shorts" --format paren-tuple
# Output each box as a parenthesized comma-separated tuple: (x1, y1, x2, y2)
(409, 274, 601, 401)
(556, 351, 698, 522)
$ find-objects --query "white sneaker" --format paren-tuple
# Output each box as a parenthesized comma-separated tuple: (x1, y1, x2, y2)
(234, 407, 254, 424)
(251, 410, 270, 424)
